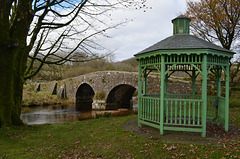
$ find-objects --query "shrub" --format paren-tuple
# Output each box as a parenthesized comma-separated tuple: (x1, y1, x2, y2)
(133, 90, 138, 96)
(95, 112, 111, 119)
(229, 90, 240, 108)
(94, 91, 106, 100)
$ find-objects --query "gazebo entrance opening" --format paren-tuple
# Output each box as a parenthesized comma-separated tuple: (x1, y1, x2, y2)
(135, 15, 234, 137)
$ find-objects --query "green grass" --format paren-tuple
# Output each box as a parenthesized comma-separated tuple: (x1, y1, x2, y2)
(230, 91, 240, 108)
(230, 107, 240, 127)
(1, 109, 240, 159)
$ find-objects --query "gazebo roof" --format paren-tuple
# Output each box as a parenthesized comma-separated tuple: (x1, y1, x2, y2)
(135, 34, 234, 55)
(134, 15, 235, 57)
(171, 15, 191, 22)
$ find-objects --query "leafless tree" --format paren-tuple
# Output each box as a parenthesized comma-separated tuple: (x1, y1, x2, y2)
(186, 0, 240, 82)
(0, 0, 146, 127)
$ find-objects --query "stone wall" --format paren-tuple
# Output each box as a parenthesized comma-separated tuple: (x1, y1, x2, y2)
(38, 71, 201, 99)
(33, 71, 201, 110)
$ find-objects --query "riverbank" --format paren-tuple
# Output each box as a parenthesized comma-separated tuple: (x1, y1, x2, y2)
(22, 84, 73, 106)
(1, 107, 240, 158)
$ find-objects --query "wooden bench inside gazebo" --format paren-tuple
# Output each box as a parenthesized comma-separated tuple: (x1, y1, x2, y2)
(134, 15, 235, 137)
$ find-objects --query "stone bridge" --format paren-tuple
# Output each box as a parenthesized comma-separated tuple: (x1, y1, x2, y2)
(38, 71, 196, 111)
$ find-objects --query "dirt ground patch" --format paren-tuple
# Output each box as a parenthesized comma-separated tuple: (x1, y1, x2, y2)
(121, 118, 240, 146)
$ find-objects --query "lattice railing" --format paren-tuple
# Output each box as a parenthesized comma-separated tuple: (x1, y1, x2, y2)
(165, 54, 203, 64)
(139, 94, 217, 126)
(138, 96, 160, 124)
(164, 98, 202, 126)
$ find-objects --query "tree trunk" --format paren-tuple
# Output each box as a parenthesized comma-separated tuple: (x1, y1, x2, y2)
(0, 44, 26, 127)
(0, 45, 15, 127)
(0, 0, 33, 127)
(11, 48, 28, 126)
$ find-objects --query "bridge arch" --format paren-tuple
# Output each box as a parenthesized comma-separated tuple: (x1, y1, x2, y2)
(76, 83, 95, 111)
(106, 84, 136, 110)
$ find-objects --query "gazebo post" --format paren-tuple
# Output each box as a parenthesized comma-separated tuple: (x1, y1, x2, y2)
(160, 55, 165, 135)
(225, 64, 229, 132)
(165, 73, 168, 97)
(138, 64, 142, 127)
(216, 67, 222, 125)
(201, 55, 207, 137)
(192, 68, 196, 98)
(217, 67, 222, 98)
(143, 69, 147, 95)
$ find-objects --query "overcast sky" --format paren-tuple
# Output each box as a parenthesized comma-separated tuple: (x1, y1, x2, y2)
(100, 0, 188, 61)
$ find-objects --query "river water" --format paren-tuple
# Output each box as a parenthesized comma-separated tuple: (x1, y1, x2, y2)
(21, 99, 138, 125)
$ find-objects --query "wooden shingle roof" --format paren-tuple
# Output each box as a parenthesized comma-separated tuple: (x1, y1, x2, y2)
(135, 34, 234, 56)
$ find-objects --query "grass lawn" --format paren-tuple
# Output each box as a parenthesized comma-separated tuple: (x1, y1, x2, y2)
(0, 108, 240, 159)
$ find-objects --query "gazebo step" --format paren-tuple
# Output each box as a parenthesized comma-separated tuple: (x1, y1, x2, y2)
(139, 119, 202, 133)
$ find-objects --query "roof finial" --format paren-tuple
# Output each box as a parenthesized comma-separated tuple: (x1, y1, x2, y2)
(172, 15, 191, 35)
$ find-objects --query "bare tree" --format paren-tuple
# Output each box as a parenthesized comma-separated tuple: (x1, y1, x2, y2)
(186, 0, 240, 49)
(185, 0, 240, 82)
(0, 0, 146, 127)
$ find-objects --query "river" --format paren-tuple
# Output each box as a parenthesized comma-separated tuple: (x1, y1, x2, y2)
(21, 98, 138, 125)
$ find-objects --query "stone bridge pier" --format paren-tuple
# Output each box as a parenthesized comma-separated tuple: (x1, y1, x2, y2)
(40, 71, 146, 111)
(105, 84, 136, 110)
(39, 71, 195, 111)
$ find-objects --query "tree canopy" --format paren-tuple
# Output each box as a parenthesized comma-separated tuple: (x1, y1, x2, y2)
(0, 0, 146, 127)
(25, 0, 146, 79)
(185, 0, 240, 51)
(185, 0, 240, 82)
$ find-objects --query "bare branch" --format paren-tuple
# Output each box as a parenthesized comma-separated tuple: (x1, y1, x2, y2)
(22, 0, 147, 79)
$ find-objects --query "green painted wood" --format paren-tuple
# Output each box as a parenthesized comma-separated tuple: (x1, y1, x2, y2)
(201, 55, 207, 137)
(166, 100, 169, 124)
(191, 64, 203, 74)
(138, 64, 142, 127)
(172, 15, 191, 35)
(218, 97, 226, 124)
(192, 68, 196, 98)
(139, 120, 160, 129)
(164, 126, 202, 133)
(164, 98, 202, 127)
(179, 101, 182, 125)
(175, 101, 178, 124)
(165, 74, 168, 98)
(150, 98, 152, 121)
(207, 55, 230, 66)
(135, 48, 233, 61)
(184, 101, 187, 125)
(171, 101, 173, 124)
(225, 64, 229, 132)
(207, 64, 214, 74)
(154, 100, 158, 121)
(188, 101, 191, 125)
(165, 64, 177, 75)
(165, 98, 202, 102)
(217, 67, 222, 97)
(193, 101, 196, 125)
(160, 55, 165, 135)
(143, 69, 146, 95)
(153, 65, 161, 73)
(135, 36, 232, 137)
(198, 101, 200, 125)
(147, 98, 150, 120)
(139, 96, 162, 124)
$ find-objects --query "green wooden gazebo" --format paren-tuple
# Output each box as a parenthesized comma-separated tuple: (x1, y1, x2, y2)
(134, 15, 235, 137)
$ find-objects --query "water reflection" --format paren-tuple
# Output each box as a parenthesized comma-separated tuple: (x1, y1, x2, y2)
(21, 104, 138, 125)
